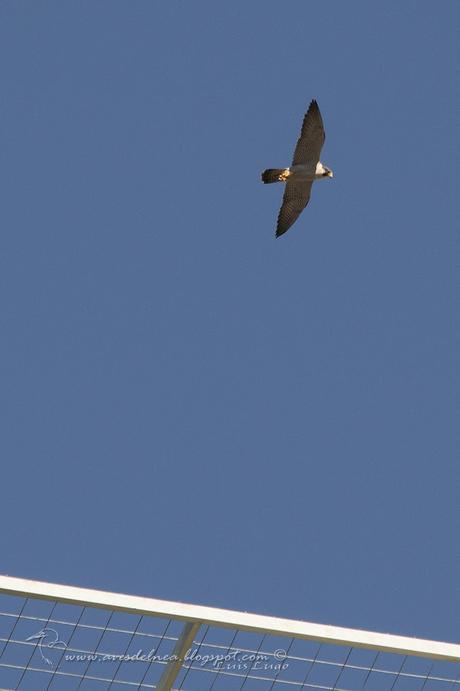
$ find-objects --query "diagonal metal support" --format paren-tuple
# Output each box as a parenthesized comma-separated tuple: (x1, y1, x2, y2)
(156, 620, 200, 691)
(1, 576, 460, 662)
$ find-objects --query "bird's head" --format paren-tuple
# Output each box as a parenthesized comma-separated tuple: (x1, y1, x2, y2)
(323, 167, 333, 178)
(26, 629, 48, 642)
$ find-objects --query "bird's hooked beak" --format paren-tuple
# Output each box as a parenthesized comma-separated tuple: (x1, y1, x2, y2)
(326, 168, 333, 178)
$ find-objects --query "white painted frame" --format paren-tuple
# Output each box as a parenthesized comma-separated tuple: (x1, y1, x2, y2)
(1, 575, 459, 663)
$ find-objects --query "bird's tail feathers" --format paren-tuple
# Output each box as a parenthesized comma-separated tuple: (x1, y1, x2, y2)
(261, 168, 289, 184)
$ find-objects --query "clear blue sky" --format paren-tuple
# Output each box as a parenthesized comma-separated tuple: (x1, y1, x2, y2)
(1, 1, 459, 643)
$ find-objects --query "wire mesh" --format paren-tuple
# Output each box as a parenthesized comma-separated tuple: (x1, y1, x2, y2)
(1, 589, 459, 690)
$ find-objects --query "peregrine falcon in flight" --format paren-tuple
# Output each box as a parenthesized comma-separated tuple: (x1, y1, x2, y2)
(261, 100, 333, 237)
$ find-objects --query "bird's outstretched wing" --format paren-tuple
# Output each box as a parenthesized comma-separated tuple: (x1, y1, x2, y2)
(292, 100, 325, 165)
(276, 180, 312, 237)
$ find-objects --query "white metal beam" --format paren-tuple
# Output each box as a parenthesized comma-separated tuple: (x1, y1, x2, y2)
(0, 575, 459, 662)
(156, 621, 200, 691)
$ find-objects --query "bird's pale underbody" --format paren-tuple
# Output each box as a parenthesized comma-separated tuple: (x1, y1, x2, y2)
(261, 100, 333, 237)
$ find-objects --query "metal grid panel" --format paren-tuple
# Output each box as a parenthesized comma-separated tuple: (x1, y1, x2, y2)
(0, 577, 459, 691)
